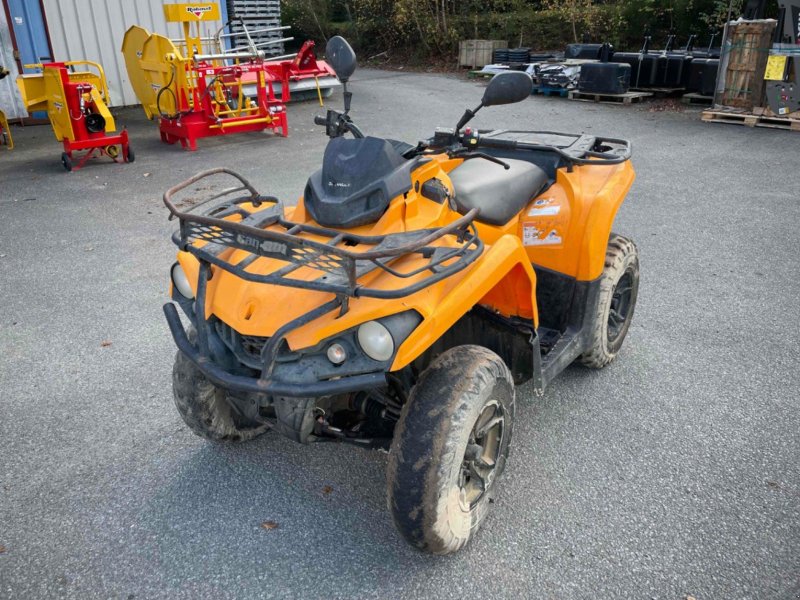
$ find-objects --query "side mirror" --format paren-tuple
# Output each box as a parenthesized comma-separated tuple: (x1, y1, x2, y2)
(481, 71, 532, 107)
(326, 36, 357, 83)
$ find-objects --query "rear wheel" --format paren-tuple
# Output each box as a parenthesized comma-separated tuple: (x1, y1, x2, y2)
(579, 233, 640, 368)
(387, 345, 515, 554)
(172, 329, 269, 442)
(61, 152, 72, 172)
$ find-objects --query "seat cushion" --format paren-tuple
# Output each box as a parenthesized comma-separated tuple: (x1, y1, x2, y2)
(449, 158, 549, 225)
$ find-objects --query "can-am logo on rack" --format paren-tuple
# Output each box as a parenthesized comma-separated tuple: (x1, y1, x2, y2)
(186, 5, 213, 19)
(235, 234, 288, 256)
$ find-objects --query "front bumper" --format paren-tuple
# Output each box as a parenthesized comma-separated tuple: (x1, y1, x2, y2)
(163, 303, 387, 397)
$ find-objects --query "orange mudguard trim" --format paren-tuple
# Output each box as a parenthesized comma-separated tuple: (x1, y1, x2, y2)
(390, 234, 537, 371)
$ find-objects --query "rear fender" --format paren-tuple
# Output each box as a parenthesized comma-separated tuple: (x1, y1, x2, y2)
(523, 161, 635, 281)
(390, 234, 537, 371)
(575, 161, 635, 281)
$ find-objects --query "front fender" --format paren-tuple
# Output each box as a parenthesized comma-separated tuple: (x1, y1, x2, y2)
(391, 234, 537, 371)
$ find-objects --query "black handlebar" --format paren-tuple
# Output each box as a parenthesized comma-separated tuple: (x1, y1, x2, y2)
(314, 111, 364, 139)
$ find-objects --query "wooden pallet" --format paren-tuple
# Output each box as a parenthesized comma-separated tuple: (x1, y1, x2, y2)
(753, 106, 800, 119)
(701, 109, 800, 131)
(719, 21, 776, 111)
(532, 85, 570, 98)
(633, 86, 685, 97)
(467, 70, 496, 79)
(568, 90, 652, 105)
(682, 93, 714, 106)
(755, 115, 800, 131)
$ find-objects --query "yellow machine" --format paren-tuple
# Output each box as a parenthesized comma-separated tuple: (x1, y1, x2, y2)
(0, 66, 12, 149)
(0, 110, 12, 150)
(16, 61, 132, 170)
(121, 3, 288, 150)
(121, 25, 157, 120)
(162, 38, 640, 554)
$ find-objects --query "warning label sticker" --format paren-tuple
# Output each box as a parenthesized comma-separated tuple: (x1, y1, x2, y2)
(523, 225, 563, 246)
(528, 205, 560, 217)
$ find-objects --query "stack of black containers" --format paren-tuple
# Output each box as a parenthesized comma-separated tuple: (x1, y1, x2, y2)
(609, 34, 720, 94)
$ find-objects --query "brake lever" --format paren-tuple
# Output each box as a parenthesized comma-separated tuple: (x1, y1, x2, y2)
(456, 150, 511, 170)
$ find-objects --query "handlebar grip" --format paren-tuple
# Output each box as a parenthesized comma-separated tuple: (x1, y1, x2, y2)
(314, 115, 326, 126)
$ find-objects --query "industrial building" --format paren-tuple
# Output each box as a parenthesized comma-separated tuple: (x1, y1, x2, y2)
(0, 1, 283, 119)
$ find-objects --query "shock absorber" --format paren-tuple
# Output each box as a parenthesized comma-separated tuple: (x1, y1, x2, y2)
(351, 391, 400, 421)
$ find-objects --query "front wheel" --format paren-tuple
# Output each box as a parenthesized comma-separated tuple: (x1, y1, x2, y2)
(579, 233, 640, 368)
(387, 345, 515, 554)
(172, 329, 269, 442)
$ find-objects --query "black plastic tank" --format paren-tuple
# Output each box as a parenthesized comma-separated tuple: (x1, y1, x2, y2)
(655, 37, 694, 87)
(637, 45, 659, 87)
(687, 58, 720, 95)
(611, 52, 640, 83)
(654, 36, 679, 87)
(565, 43, 610, 60)
(578, 43, 631, 94)
(611, 36, 658, 88)
(579, 63, 631, 94)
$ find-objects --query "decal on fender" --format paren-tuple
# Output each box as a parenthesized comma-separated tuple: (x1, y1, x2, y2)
(523, 225, 563, 246)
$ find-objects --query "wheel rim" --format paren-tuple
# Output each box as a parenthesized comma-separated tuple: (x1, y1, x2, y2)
(458, 399, 505, 511)
(607, 268, 634, 343)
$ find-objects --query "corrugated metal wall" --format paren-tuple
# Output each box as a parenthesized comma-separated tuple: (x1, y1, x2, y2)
(0, 6, 25, 119)
(41, 0, 225, 106)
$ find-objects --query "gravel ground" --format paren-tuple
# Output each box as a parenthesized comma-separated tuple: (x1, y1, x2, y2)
(1, 69, 798, 600)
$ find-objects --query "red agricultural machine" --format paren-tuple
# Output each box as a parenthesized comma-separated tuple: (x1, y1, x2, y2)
(121, 2, 339, 151)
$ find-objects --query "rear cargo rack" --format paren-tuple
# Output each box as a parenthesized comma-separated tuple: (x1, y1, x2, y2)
(164, 168, 483, 310)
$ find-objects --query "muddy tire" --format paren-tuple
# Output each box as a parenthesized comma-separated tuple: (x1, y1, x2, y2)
(579, 233, 640, 368)
(387, 345, 515, 554)
(172, 329, 269, 442)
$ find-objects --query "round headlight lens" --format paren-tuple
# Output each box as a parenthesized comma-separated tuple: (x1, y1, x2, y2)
(171, 263, 194, 299)
(357, 321, 394, 362)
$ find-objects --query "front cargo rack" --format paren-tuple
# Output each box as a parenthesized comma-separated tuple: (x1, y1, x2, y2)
(164, 168, 483, 310)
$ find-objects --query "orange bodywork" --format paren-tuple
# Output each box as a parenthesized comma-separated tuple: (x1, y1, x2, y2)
(176, 153, 634, 371)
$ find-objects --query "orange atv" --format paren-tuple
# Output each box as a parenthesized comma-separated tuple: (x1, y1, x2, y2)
(163, 37, 639, 554)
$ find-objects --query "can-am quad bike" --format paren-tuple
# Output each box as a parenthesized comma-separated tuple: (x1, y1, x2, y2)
(162, 37, 639, 554)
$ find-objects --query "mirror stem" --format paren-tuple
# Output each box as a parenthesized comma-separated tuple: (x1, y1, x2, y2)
(343, 82, 352, 114)
(456, 102, 482, 132)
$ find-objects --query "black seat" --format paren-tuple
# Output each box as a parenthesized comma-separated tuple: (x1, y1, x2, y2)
(449, 158, 549, 225)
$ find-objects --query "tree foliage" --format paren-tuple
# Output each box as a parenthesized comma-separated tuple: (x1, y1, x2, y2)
(281, 0, 774, 58)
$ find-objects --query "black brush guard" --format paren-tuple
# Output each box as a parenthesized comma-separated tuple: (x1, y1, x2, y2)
(162, 168, 484, 397)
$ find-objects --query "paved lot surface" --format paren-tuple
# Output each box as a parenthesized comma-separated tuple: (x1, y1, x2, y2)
(1, 69, 799, 599)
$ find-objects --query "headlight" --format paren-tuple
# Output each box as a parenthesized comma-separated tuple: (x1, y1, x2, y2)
(357, 321, 394, 362)
(171, 263, 194, 299)
(326, 342, 348, 365)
